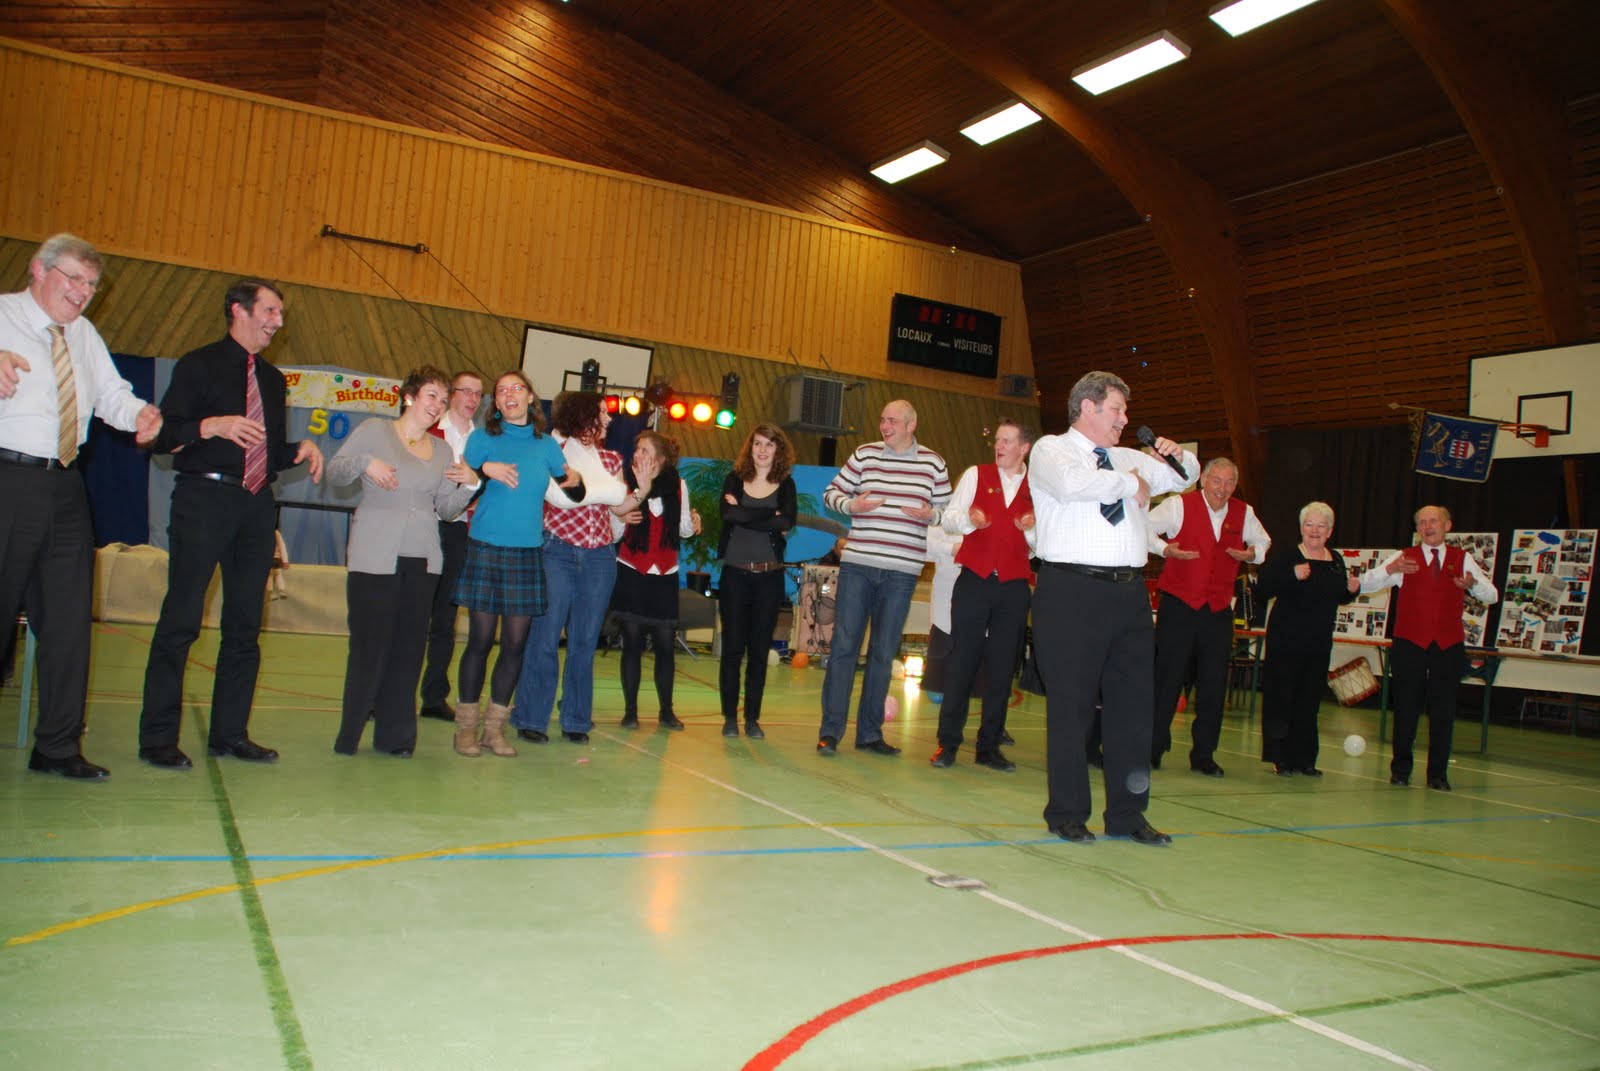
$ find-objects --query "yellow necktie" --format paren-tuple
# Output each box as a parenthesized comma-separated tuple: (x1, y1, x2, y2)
(49, 324, 79, 466)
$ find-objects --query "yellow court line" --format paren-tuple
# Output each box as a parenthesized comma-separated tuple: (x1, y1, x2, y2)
(4, 821, 949, 948)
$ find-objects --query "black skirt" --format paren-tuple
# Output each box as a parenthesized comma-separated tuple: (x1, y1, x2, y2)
(610, 562, 678, 624)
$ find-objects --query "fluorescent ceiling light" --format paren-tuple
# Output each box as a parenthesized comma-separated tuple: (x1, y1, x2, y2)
(1071, 31, 1191, 96)
(960, 101, 1043, 146)
(870, 140, 950, 183)
(1209, 0, 1319, 37)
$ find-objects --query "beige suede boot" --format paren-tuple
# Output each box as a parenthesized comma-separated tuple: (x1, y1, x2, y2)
(481, 702, 518, 757)
(453, 700, 483, 757)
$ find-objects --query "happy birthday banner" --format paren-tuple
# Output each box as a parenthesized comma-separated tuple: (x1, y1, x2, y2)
(282, 369, 401, 414)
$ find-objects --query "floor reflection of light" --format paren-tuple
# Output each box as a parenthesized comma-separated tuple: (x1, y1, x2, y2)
(646, 863, 679, 934)
(903, 655, 925, 678)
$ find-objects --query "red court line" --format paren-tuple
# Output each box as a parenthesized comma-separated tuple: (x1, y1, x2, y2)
(743, 931, 1600, 1070)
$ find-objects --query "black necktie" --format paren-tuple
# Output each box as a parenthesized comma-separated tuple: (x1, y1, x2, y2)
(1094, 447, 1124, 526)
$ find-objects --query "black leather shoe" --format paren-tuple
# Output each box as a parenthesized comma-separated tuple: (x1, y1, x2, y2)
(974, 749, 1016, 773)
(1274, 764, 1295, 777)
(1427, 776, 1452, 791)
(1300, 767, 1323, 778)
(619, 713, 639, 729)
(1191, 760, 1225, 778)
(386, 748, 414, 759)
(658, 713, 685, 731)
(1150, 753, 1162, 770)
(1121, 822, 1173, 846)
(1000, 729, 1015, 745)
(28, 750, 109, 781)
(208, 739, 279, 763)
(418, 704, 454, 722)
(562, 731, 590, 744)
(722, 719, 740, 737)
(1049, 822, 1095, 843)
(1389, 774, 1409, 786)
(929, 745, 957, 768)
(139, 745, 193, 770)
(517, 729, 549, 743)
(817, 735, 838, 756)
(743, 721, 765, 740)
(856, 739, 901, 756)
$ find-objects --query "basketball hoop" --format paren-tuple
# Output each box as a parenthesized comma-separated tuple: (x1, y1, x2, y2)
(1500, 422, 1550, 448)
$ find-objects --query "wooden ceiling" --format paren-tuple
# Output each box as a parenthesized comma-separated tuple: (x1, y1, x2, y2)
(573, 0, 1599, 260)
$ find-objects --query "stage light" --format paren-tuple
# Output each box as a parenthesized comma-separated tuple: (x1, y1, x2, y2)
(691, 401, 714, 423)
(667, 400, 689, 421)
(580, 358, 601, 393)
(622, 395, 643, 416)
(603, 395, 621, 414)
(715, 372, 740, 429)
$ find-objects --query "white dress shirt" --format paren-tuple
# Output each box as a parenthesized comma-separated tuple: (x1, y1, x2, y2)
(435, 412, 480, 522)
(1028, 427, 1198, 567)
(1146, 494, 1270, 563)
(1360, 545, 1498, 603)
(0, 289, 149, 457)
(925, 524, 962, 634)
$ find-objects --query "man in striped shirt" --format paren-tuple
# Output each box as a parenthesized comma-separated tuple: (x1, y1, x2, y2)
(817, 400, 950, 757)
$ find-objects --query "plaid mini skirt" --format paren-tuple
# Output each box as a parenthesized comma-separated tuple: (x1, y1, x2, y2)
(454, 539, 548, 617)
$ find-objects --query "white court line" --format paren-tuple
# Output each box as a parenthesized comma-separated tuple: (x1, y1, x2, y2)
(608, 733, 1436, 1070)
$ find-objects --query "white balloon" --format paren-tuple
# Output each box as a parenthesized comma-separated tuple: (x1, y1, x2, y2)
(1344, 734, 1366, 757)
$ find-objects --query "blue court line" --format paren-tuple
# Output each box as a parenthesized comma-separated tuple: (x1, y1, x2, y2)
(3, 808, 1597, 866)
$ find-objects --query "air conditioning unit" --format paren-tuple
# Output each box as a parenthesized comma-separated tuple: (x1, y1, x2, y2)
(781, 374, 862, 435)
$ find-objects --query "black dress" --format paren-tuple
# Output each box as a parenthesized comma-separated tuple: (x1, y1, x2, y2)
(1258, 544, 1359, 770)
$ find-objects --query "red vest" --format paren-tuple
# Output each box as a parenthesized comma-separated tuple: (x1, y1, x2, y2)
(954, 464, 1034, 583)
(1157, 491, 1247, 612)
(620, 508, 678, 574)
(1392, 543, 1467, 649)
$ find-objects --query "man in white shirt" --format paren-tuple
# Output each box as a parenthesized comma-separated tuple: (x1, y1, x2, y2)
(1359, 505, 1498, 790)
(1029, 371, 1196, 845)
(0, 233, 162, 780)
(1146, 458, 1270, 777)
(930, 420, 1036, 772)
(419, 370, 483, 721)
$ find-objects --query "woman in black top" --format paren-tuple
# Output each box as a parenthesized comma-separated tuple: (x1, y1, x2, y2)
(717, 423, 798, 738)
(1258, 501, 1361, 776)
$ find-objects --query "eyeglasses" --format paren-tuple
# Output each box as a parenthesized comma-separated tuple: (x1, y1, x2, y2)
(494, 384, 528, 397)
(51, 265, 100, 292)
(452, 387, 483, 399)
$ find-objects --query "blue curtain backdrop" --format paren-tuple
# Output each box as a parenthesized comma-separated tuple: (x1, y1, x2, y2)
(81, 352, 154, 547)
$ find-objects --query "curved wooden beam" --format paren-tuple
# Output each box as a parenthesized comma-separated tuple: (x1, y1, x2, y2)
(874, 0, 1263, 482)
(1379, 0, 1585, 344)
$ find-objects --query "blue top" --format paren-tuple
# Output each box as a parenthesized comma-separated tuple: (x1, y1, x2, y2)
(463, 421, 568, 548)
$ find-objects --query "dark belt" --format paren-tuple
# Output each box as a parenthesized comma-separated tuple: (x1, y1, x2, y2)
(726, 561, 785, 574)
(180, 471, 246, 488)
(0, 447, 73, 470)
(1040, 560, 1141, 584)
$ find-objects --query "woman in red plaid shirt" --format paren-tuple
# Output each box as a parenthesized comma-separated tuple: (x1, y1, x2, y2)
(511, 392, 631, 744)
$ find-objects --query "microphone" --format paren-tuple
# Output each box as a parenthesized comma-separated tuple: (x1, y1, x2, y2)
(1136, 426, 1189, 479)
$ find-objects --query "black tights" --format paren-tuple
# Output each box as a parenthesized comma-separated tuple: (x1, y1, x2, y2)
(619, 617, 676, 717)
(458, 611, 531, 707)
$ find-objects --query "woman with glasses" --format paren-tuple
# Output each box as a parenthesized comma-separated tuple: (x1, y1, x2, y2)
(327, 366, 477, 757)
(451, 371, 578, 758)
(716, 423, 797, 738)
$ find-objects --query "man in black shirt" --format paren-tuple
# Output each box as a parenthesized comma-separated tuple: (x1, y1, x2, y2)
(137, 280, 323, 769)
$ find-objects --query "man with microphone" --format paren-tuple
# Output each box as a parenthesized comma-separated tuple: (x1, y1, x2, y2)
(1147, 457, 1270, 777)
(1029, 371, 1196, 845)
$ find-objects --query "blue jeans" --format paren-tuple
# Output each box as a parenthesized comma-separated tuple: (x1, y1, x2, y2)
(819, 562, 918, 746)
(513, 538, 617, 733)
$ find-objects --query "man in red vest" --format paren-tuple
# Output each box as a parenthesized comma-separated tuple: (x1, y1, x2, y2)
(930, 420, 1035, 772)
(1360, 505, 1498, 790)
(1148, 458, 1270, 777)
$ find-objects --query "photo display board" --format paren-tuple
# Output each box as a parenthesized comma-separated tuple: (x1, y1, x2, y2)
(1333, 548, 1397, 640)
(1498, 529, 1595, 655)
(1440, 532, 1500, 648)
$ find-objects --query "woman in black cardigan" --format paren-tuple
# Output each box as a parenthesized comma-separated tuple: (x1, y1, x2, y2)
(1258, 501, 1361, 776)
(717, 423, 798, 738)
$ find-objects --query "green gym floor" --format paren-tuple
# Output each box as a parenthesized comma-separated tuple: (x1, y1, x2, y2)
(2, 623, 1597, 1071)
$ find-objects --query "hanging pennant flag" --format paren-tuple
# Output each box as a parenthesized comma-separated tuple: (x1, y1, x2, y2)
(1413, 412, 1498, 483)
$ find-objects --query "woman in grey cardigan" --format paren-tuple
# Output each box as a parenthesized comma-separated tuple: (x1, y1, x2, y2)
(328, 366, 477, 756)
